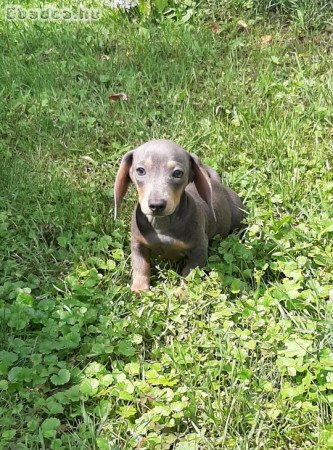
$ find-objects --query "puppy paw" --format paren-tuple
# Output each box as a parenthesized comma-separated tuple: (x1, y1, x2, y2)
(131, 277, 150, 295)
(174, 280, 189, 300)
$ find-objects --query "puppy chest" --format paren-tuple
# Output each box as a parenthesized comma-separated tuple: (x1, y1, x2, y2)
(146, 233, 191, 260)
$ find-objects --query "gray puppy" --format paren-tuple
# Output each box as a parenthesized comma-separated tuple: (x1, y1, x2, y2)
(114, 139, 244, 292)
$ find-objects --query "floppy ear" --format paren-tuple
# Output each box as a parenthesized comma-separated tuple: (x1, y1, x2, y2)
(114, 151, 133, 219)
(190, 154, 216, 221)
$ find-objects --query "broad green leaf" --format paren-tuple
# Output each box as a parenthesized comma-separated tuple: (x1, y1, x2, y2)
(31, 354, 42, 365)
(65, 385, 81, 402)
(2, 429, 16, 439)
(238, 368, 252, 381)
(8, 366, 23, 382)
(57, 235, 69, 247)
(40, 417, 61, 438)
(271, 55, 280, 64)
(85, 362, 105, 377)
(97, 436, 116, 450)
(210, 309, 232, 321)
(146, 370, 178, 386)
(80, 378, 99, 396)
(117, 340, 136, 357)
(99, 259, 116, 271)
(279, 339, 312, 358)
(0, 380, 9, 390)
(266, 408, 282, 419)
(118, 405, 137, 418)
(50, 369, 70, 386)
(281, 382, 306, 399)
(16, 291, 34, 306)
(153, 405, 171, 416)
(230, 278, 243, 293)
(0, 351, 18, 366)
(171, 401, 187, 412)
(138, 0, 151, 17)
(155, 0, 168, 12)
(116, 379, 135, 397)
(100, 374, 114, 387)
(125, 362, 140, 375)
(8, 314, 29, 330)
(46, 399, 64, 414)
(175, 442, 198, 450)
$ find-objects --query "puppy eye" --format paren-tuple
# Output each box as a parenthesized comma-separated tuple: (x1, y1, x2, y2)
(136, 167, 146, 176)
(172, 169, 183, 179)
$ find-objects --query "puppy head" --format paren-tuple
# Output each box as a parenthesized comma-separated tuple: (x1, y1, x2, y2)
(114, 139, 214, 219)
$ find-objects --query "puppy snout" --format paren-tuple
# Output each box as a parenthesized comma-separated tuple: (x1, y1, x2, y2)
(148, 199, 167, 214)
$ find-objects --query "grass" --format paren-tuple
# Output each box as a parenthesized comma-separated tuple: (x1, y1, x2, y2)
(0, 1, 333, 448)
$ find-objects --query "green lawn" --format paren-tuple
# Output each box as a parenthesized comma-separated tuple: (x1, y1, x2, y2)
(1, 1, 333, 448)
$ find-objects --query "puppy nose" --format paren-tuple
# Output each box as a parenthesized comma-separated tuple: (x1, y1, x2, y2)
(148, 199, 167, 213)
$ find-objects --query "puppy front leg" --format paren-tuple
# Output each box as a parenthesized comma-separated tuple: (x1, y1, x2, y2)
(131, 241, 151, 293)
(182, 239, 208, 278)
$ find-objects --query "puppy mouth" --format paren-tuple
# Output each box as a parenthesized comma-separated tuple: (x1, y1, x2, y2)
(142, 206, 176, 218)
(146, 211, 169, 218)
